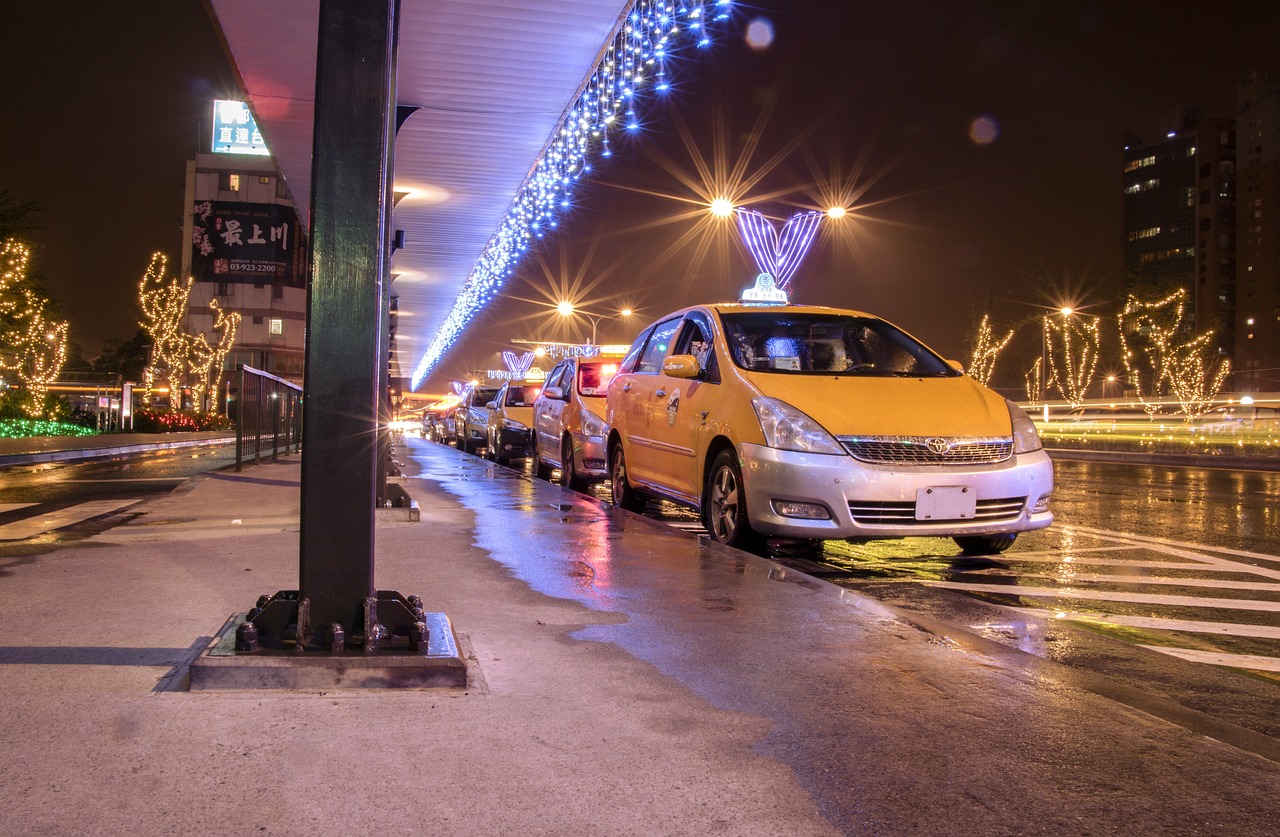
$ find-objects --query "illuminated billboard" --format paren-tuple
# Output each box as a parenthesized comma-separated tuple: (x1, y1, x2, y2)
(191, 201, 306, 286)
(211, 100, 269, 156)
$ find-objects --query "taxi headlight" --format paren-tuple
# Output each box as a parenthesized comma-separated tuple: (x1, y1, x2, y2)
(1007, 400, 1042, 454)
(501, 417, 528, 432)
(580, 411, 607, 438)
(751, 397, 846, 455)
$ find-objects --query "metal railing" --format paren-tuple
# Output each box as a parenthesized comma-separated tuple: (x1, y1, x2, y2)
(231, 365, 303, 471)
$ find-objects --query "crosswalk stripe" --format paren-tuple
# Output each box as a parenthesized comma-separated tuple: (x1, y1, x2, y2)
(0, 499, 143, 541)
(1021, 608, 1280, 640)
(956, 553, 1260, 574)
(926, 580, 1280, 612)
(961, 571, 1280, 593)
(1065, 524, 1280, 567)
(0, 503, 36, 514)
(1136, 645, 1280, 672)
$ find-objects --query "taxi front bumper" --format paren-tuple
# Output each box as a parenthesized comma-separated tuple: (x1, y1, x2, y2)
(737, 442, 1053, 541)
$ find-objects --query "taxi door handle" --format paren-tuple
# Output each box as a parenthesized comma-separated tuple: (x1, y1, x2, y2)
(622, 383, 632, 393)
(655, 389, 667, 397)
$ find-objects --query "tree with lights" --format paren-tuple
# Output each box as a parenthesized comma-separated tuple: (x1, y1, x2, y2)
(1118, 289, 1229, 417)
(0, 238, 70, 417)
(967, 314, 1013, 387)
(138, 252, 241, 414)
(139, 253, 193, 410)
(1044, 312, 1101, 408)
(187, 298, 241, 413)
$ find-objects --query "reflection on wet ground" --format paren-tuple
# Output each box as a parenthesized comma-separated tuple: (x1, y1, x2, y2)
(410, 436, 1280, 736)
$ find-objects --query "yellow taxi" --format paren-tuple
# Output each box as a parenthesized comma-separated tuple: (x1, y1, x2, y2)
(531, 355, 621, 489)
(604, 302, 1053, 553)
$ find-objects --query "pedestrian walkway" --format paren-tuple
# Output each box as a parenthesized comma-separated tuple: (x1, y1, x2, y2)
(1, 438, 1279, 834)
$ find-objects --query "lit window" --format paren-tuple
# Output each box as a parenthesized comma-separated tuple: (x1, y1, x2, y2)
(259, 176, 270, 185)
(1247, 318, 1256, 325)
(270, 318, 283, 335)
(229, 174, 240, 191)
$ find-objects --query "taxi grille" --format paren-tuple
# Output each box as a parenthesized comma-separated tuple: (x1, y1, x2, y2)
(837, 436, 1013, 465)
(849, 497, 1026, 525)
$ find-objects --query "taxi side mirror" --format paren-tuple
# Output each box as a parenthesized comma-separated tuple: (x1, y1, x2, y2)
(663, 354, 701, 379)
(543, 386, 566, 401)
(946, 359, 965, 373)
(485, 400, 498, 409)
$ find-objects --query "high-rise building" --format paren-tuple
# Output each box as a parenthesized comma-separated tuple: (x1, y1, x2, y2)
(180, 101, 308, 390)
(1122, 111, 1236, 357)
(1234, 71, 1280, 390)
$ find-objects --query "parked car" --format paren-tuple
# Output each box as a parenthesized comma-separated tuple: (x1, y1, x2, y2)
(485, 381, 540, 465)
(531, 355, 621, 489)
(455, 383, 501, 454)
(605, 302, 1053, 554)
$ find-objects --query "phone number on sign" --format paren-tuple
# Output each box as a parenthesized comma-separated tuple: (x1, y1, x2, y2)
(229, 261, 282, 275)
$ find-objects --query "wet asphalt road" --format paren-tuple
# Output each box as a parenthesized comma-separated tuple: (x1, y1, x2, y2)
(431, 436, 1280, 742)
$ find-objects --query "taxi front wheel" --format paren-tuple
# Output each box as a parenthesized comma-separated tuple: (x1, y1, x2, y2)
(704, 450, 765, 553)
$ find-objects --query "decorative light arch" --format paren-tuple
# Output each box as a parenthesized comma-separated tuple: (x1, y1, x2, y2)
(411, 1, 736, 390)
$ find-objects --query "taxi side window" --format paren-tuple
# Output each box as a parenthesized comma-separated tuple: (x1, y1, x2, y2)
(618, 327, 653, 374)
(635, 318, 682, 375)
(543, 362, 567, 393)
(673, 315, 720, 384)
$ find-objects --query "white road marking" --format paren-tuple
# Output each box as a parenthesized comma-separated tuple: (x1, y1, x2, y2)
(1137, 645, 1280, 673)
(1048, 526, 1280, 581)
(967, 553, 1259, 573)
(1021, 608, 1280, 640)
(1065, 524, 1280, 567)
(0, 499, 143, 541)
(0, 503, 36, 514)
(60, 478, 185, 483)
(925, 581, 1280, 612)
(961, 571, 1280, 593)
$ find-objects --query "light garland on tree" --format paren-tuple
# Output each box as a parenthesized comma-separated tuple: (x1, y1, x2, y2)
(1043, 312, 1100, 408)
(1117, 289, 1228, 417)
(967, 314, 1013, 387)
(411, 0, 736, 390)
(188, 298, 241, 413)
(0, 239, 70, 416)
(139, 252, 242, 414)
(139, 253, 193, 411)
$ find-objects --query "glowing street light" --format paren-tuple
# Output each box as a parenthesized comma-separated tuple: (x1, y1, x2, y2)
(557, 302, 633, 346)
(826, 206, 847, 219)
(709, 198, 735, 218)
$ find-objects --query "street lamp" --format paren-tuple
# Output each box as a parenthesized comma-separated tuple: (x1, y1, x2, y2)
(557, 302, 633, 347)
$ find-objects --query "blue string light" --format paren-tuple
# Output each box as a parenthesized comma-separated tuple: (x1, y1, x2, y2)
(410, 1, 735, 391)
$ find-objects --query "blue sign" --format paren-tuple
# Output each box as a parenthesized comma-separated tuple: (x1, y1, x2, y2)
(211, 100, 269, 156)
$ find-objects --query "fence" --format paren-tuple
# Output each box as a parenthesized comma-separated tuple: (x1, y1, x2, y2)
(232, 365, 303, 471)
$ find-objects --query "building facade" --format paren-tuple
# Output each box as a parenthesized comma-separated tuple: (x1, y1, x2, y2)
(1122, 113, 1236, 357)
(180, 142, 308, 388)
(1235, 71, 1280, 390)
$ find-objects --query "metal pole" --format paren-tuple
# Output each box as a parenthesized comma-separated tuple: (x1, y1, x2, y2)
(255, 371, 264, 465)
(297, 0, 398, 642)
(235, 365, 245, 472)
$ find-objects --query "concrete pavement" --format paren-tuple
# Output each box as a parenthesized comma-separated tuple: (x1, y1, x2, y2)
(1, 435, 1279, 834)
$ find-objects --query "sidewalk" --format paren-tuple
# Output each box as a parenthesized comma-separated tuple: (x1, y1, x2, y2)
(1, 438, 1278, 834)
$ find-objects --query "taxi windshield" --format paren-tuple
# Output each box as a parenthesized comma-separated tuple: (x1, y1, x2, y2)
(720, 312, 956, 377)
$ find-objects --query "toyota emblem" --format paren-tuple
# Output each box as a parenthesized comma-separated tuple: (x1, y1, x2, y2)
(925, 437, 951, 455)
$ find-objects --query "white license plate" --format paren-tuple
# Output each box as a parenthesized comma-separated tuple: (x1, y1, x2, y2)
(915, 486, 976, 521)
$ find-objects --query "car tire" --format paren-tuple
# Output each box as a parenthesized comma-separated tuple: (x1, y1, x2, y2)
(532, 443, 553, 480)
(560, 436, 587, 491)
(609, 443, 647, 513)
(703, 449, 765, 553)
(954, 533, 1017, 555)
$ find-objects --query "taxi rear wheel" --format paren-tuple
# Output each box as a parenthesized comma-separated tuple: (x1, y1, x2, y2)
(954, 533, 1017, 555)
(610, 444, 648, 513)
(704, 450, 765, 553)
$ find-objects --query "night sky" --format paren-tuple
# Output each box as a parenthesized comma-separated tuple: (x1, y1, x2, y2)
(3, 2, 1278, 388)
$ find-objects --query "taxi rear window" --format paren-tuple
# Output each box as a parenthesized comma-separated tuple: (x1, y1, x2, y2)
(720, 313, 956, 377)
